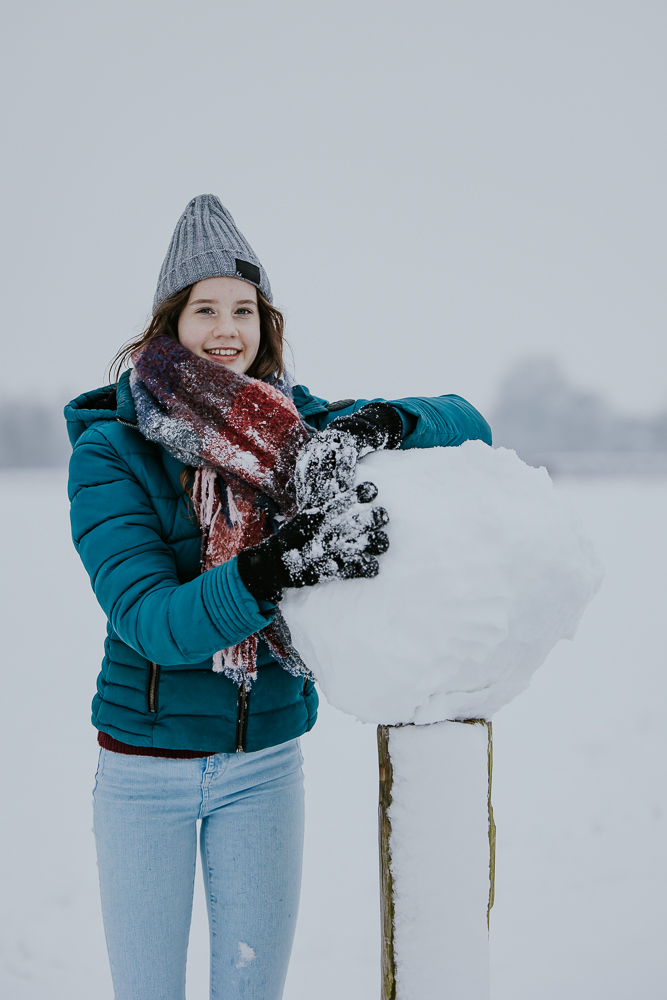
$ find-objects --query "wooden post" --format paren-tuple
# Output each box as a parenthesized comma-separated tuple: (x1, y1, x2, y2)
(378, 720, 495, 999)
(378, 725, 396, 1000)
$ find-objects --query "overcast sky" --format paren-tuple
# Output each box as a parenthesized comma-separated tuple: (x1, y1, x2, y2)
(1, 1, 665, 418)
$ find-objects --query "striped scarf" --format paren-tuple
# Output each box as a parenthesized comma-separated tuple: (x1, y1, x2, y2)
(130, 335, 311, 686)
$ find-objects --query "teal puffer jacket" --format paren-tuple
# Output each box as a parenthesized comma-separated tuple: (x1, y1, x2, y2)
(65, 371, 491, 753)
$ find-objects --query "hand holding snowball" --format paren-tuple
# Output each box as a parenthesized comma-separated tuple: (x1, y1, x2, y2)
(293, 402, 403, 510)
(237, 482, 390, 604)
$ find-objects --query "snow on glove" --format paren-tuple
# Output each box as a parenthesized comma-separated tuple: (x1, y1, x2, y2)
(292, 427, 360, 509)
(291, 403, 402, 510)
(327, 401, 403, 456)
(236, 486, 390, 604)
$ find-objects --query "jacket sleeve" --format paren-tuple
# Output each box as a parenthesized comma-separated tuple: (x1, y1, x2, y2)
(68, 427, 275, 667)
(294, 386, 493, 449)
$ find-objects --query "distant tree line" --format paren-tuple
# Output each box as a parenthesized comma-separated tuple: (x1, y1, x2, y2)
(0, 400, 70, 468)
(492, 358, 667, 452)
(491, 359, 667, 474)
(2, 360, 667, 470)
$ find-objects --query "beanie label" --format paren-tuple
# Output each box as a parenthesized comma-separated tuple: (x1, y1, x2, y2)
(235, 259, 261, 286)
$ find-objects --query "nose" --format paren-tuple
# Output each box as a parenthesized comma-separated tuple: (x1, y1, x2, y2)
(212, 313, 239, 339)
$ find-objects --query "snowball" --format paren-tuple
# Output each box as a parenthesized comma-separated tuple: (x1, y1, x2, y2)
(281, 441, 603, 723)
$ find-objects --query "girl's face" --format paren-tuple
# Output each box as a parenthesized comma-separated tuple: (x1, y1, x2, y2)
(177, 276, 261, 375)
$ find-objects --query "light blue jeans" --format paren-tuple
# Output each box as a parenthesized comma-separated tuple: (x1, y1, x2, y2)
(93, 739, 305, 1000)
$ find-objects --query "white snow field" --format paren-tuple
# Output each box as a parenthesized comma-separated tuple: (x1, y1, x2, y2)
(1, 469, 666, 999)
(283, 443, 603, 723)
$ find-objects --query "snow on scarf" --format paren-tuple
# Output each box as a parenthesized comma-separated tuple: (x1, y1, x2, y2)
(130, 335, 311, 687)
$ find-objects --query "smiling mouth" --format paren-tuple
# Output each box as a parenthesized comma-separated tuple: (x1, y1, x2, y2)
(205, 348, 241, 357)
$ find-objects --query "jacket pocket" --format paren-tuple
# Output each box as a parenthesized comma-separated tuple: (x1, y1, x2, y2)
(146, 662, 161, 714)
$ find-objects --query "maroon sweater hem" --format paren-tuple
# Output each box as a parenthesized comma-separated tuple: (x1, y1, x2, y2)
(98, 731, 217, 759)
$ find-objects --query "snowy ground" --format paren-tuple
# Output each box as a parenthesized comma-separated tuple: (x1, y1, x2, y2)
(1, 470, 665, 999)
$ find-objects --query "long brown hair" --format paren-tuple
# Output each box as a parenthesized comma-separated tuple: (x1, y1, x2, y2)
(109, 283, 286, 385)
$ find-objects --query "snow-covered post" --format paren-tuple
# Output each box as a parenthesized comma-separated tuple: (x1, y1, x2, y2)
(282, 442, 603, 999)
(378, 720, 495, 1000)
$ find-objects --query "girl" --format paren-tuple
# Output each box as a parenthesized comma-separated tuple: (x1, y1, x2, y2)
(65, 194, 492, 1000)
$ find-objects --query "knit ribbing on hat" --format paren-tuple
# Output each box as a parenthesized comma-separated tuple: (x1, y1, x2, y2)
(153, 195, 273, 309)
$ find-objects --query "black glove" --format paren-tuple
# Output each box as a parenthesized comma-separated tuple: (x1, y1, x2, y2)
(328, 402, 403, 455)
(237, 484, 390, 604)
(291, 403, 403, 511)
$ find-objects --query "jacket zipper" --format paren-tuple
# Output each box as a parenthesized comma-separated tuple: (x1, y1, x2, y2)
(147, 662, 160, 713)
(236, 680, 251, 753)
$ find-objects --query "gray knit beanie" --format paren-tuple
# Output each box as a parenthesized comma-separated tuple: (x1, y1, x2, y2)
(153, 194, 272, 310)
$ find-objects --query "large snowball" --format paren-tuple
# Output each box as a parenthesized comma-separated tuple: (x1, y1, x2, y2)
(281, 441, 603, 724)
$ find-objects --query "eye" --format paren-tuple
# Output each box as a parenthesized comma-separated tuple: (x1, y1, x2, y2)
(235, 307, 253, 315)
(196, 307, 215, 315)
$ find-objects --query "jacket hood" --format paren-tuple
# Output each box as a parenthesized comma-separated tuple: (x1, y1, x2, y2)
(64, 369, 137, 447)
